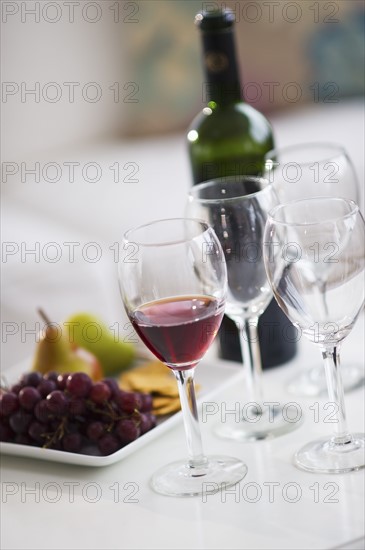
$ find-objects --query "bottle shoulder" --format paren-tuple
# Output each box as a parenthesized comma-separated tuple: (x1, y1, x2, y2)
(188, 102, 273, 148)
(188, 102, 273, 141)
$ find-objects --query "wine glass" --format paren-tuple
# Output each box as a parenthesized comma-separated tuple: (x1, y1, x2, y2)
(264, 197, 365, 473)
(118, 217, 247, 496)
(264, 142, 364, 396)
(187, 176, 302, 441)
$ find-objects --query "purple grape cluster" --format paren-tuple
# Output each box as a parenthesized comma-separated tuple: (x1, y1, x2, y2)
(0, 371, 156, 456)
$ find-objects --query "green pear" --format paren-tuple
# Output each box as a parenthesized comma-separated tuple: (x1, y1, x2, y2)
(32, 322, 103, 380)
(63, 313, 135, 376)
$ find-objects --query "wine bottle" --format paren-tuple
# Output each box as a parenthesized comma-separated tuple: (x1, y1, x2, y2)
(187, 8, 297, 368)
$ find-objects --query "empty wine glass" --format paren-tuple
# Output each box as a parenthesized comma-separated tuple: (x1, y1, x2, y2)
(187, 176, 302, 441)
(118, 218, 247, 496)
(264, 197, 365, 473)
(264, 142, 364, 396)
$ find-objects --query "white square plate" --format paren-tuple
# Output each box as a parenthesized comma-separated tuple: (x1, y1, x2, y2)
(0, 356, 242, 466)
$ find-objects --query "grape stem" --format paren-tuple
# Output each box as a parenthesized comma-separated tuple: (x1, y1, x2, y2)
(43, 417, 68, 449)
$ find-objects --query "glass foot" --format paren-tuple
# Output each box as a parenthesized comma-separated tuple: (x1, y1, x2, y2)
(150, 455, 247, 497)
(287, 364, 364, 397)
(214, 403, 303, 442)
(294, 433, 365, 473)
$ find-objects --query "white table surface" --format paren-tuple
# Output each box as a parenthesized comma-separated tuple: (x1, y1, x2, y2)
(1, 100, 365, 549)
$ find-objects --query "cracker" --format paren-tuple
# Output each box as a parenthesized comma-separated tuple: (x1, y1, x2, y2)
(153, 398, 181, 415)
(118, 359, 200, 416)
(119, 360, 177, 396)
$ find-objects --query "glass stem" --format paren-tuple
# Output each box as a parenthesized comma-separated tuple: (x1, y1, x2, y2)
(173, 367, 208, 469)
(321, 346, 352, 444)
(235, 316, 264, 405)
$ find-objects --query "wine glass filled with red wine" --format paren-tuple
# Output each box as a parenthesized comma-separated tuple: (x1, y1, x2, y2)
(118, 217, 247, 497)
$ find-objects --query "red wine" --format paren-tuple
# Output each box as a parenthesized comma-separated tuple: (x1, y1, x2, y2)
(130, 296, 225, 370)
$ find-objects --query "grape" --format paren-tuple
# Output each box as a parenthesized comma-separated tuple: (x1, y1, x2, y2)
(37, 379, 57, 397)
(138, 413, 152, 435)
(66, 372, 92, 397)
(9, 410, 32, 434)
(28, 421, 47, 444)
(98, 434, 120, 455)
(15, 434, 33, 446)
(49, 419, 62, 432)
(149, 413, 157, 429)
(46, 390, 68, 416)
(131, 392, 143, 411)
(115, 418, 140, 444)
(56, 373, 69, 390)
(103, 378, 120, 398)
(139, 393, 153, 413)
(20, 372, 42, 387)
(0, 392, 19, 417)
(0, 421, 14, 442)
(62, 433, 82, 453)
(89, 382, 111, 405)
(10, 383, 23, 395)
(44, 371, 59, 383)
(34, 399, 54, 423)
(66, 421, 79, 434)
(18, 387, 41, 411)
(86, 421, 105, 442)
(68, 396, 87, 416)
(115, 391, 142, 414)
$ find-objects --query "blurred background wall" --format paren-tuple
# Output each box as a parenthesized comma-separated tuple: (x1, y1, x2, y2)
(122, 0, 365, 136)
(2, 0, 126, 160)
(1, 0, 364, 369)
(2, 0, 364, 160)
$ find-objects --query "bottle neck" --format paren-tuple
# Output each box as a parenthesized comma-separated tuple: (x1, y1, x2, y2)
(201, 28, 242, 106)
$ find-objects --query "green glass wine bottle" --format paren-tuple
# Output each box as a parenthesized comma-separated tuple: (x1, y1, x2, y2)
(187, 8, 297, 368)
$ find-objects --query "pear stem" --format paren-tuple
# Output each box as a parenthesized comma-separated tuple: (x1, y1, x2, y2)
(38, 308, 52, 325)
